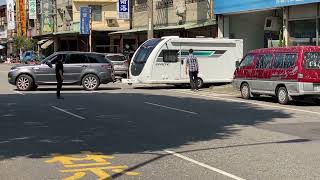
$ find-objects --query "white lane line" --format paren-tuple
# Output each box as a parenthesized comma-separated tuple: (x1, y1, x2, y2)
(13, 91, 25, 95)
(51, 106, 86, 120)
(144, 102, 198, 115)
(164, 150, 246, 180)
(167, 89, 320, 116)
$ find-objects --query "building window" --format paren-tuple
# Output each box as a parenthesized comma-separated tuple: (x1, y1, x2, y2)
(90, 5, 102, 21)
(289, 19, 316, 46)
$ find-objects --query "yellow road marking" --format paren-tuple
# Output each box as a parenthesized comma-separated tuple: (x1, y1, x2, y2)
(46, 154, 140, 179)
(65, 162, 110, 168)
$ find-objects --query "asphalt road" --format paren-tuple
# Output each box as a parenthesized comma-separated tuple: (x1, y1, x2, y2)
(1, 64, 320, 180)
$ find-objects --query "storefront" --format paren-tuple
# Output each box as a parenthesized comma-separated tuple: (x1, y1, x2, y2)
(287, 3, 320, 46)
(215, 0, 320, 53)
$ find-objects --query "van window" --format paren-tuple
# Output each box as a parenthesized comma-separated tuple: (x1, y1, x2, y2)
(107, 55, 126, 62)
(240, 54, 254, 67)
(273, 54, 297, 69)
(158, 50, 179, 63)
(256, 54, 273, 69)
(304, 52, 320, 69)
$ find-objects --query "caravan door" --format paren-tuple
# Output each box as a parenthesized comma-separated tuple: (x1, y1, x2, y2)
(180, 50, 190, 80)
(152, 49, 181, 82)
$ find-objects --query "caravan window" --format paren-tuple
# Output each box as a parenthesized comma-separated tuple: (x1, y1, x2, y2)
(158, 50, 179, 63)
(133, 39, 163, 64)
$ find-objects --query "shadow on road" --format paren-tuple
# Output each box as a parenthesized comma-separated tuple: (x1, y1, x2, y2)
(0, 92, 293, 161)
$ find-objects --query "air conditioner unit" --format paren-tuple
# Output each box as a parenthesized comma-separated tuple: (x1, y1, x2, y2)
(264, 17, 281, 32)
(106, 18, 117, 26)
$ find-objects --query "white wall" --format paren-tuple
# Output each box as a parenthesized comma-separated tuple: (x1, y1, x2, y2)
(226, 11, 274, 54)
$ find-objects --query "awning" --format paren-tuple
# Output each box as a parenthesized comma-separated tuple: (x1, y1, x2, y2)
(109, 21, 216, 35)
(108, 28, 148, 35)
(37, 39, 48, 45)
(53, 31, 79, 36)
(184, 20, 217, 30)
(41, 40, 54, 49)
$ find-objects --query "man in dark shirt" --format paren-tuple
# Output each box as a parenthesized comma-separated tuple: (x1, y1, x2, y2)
(55, 55, 64, 99)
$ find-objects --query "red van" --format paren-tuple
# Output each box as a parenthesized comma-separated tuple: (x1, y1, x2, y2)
(233, 46, 320, 105)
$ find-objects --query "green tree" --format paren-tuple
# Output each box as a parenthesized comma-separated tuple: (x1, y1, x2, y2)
(13, 36, 36, 53)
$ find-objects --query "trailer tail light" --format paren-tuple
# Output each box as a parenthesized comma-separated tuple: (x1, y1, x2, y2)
(101, 64, 112, 70)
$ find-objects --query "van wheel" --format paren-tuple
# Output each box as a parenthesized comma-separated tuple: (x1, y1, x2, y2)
(16, 74, 33, 91)
(240, 83, 251, 99)
(196, 78, 204, 89)
(82, 74, 100, 91)
(277, 87, 289, 105)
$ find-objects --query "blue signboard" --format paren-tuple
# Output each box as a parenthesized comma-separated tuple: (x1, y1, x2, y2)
(80, 6, 90, 35)
(215, 0, 320, 14)
(118, 0, 129, 19)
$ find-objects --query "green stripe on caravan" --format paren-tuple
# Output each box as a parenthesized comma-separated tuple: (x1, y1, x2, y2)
(180, 50, 226, 57)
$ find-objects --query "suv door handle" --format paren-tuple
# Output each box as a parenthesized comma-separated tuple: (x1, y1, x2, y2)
(82, 65, 88, 67)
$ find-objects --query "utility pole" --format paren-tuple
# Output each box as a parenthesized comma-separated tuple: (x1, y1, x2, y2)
(89, 7, 92, 52)
(147, 0, 153, 39)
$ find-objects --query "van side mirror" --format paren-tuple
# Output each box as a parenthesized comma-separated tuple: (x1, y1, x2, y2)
(235, 61, 240, 68)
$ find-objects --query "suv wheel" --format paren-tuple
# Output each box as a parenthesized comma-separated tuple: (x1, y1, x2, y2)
(240, 83, 251, 99)
(16, 74, 33, 91)
(277, 87, 289, 105)
(82, 74, 100, 91)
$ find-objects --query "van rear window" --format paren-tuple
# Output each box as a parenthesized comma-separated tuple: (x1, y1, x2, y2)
(304, 52, 320, 69)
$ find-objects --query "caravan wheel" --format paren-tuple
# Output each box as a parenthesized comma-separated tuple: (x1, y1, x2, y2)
(196, 78, 204, 89)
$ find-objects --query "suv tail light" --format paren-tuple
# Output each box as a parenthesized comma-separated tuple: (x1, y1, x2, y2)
(101, 64, 112, 70)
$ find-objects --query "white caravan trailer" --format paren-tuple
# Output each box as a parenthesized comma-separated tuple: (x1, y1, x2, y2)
(123, 37, 243, 88)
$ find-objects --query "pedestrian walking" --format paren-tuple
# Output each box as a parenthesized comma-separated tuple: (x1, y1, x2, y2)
(185, 49, 199, 91)
(55, 55, 64, 99)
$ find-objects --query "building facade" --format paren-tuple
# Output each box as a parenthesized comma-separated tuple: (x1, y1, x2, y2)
(72, 0, 130, 52)
(110, 0, 217, 52)
(0, 5, 7, 55)
(215, 0, 320, 54)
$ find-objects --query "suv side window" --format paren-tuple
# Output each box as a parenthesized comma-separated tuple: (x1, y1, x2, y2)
(273, 54, 297, 69)
(240, 54, 254, 67)
(256, 54, 273, 69)
(50, 54, 66, 64)
(87, 54, 99, 63)
(66, 54, 88, 64)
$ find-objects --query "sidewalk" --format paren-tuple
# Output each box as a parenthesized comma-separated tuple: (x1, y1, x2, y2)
(207, 84, 238, 95)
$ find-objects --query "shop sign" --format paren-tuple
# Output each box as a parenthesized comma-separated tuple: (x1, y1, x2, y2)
(118, 0, 130, 19)
(19, 0, 27, 36)
(80, 6, 90, 35)
(215, 0, 320, 14)
(6, 0, 15, 30)
(29, 0, 37, 20)
(41, 0, 54, 33)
